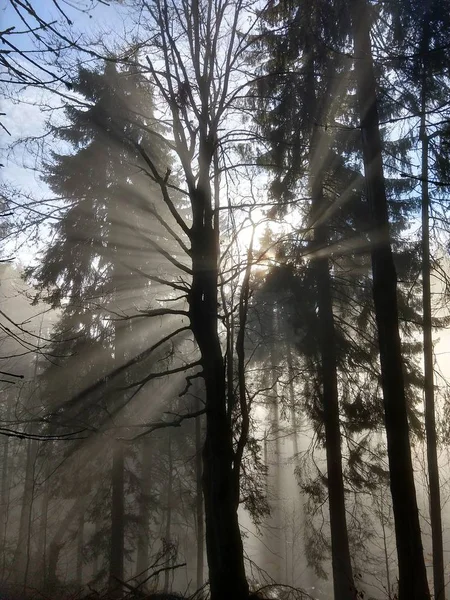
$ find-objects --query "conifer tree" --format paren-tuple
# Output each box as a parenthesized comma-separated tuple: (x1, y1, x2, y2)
(350, 0, 429, 596)
(251, 0, 431, 595)
(385, 2, 450, 595)
(27, 60, 182, 594)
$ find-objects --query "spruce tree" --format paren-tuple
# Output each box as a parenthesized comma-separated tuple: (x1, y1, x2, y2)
(251, 0, 431, 595)
(384, 2, 450, 595)
(350, 0, 429, 595)
(27, 60, 183, 595)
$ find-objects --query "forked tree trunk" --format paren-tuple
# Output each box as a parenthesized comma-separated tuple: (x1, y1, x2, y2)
(189, 167, 248, 600)
(351, 1, 430, 597)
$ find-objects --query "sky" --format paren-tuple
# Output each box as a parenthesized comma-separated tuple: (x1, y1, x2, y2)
(1, 0, 130, 264)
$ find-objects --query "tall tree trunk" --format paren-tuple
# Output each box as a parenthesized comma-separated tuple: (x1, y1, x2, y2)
(188, 155, 248, 600)
(304, 36, 355, 592)
(312, 181, 356, 600)
(163, 434, 173, 594)
(420, 65, 445, 600)
(135, 435, 152, 584)
(13, 437, 38, 587)
(46, 497, 84, 593)
(108, 442, 125, 596)
(195, 403, 204, 590)
(351, 1, 430, 597)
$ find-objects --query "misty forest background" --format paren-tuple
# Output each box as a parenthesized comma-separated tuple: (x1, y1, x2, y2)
(2, 0, 450, 599)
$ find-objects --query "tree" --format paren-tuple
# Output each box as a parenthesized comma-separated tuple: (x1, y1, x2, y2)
(26, 59, 188, 595)
(96, 1, 265, 597)
(251, 0, 435, 595)
(250, 2, 369, 596)
(350, 0, 430, 596)
(386, 1, 450, 595)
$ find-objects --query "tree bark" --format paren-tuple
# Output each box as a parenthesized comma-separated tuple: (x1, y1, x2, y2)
(188, 159, 248, 600)
(351, 1, 430, 597)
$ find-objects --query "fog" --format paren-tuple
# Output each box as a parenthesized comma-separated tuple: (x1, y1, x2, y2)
(2, 0, 450, 599)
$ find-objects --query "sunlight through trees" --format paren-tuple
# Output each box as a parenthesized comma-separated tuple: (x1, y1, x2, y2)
(1, 0, 450, 599)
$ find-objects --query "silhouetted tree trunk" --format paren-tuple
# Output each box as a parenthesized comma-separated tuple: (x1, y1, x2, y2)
(312, 179, 356, 600)
(14, 322, 43, 588)
(139, 3, 250, 595)
(189, 165, 248, 600)
(136, 435, 152, 584)
(351, 1, 430, 597)
(420, 39, 445, 600)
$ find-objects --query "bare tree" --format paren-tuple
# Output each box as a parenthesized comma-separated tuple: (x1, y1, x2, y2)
(90, 1, 265, 597)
